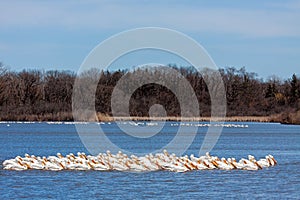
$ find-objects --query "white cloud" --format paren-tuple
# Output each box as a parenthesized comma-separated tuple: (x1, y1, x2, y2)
(1, 0, 300, 37)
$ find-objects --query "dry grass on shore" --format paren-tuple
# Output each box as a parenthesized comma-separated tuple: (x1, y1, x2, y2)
(270, 110, 300, 125)
(0, 112, 73, 121)
(97, 113, 300, 124)
(0, 112, 299, 125)
(97, 114, 272, 123)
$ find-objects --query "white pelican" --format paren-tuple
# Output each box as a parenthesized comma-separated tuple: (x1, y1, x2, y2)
(4, 160, 29, 170)
(89, 160, 110, 171)
(43, 159, 64, 171)
(3, 156, 23, 166)
(212, 158, 234, 170)
(166, 162, 189, 172)
(230, 158, 244, 169)
(126, 160, 146, 172)
(268, 155, 277, 166)
(29, 158, 45, 170)
(239, 158, 260, 170)
(110, 159, 129, 171)
(66, 160, 90, 171)
(139, 156, 160, 171)
(257, 156, 271, 168)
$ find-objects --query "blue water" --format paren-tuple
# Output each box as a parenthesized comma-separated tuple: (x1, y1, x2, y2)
(0, 121, 299, 199)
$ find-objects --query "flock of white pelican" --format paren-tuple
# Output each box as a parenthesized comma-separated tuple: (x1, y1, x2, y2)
(2, 150, 277, 172)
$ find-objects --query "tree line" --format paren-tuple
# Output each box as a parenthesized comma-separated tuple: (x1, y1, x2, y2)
(0, 62, 299, 121)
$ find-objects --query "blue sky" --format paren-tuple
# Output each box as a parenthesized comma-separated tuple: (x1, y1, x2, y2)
(0, 0, 299, 79)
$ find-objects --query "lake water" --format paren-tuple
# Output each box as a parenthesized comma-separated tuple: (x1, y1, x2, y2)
(0, 121, 299, 199)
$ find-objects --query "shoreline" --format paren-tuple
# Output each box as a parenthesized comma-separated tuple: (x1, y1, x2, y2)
(0, 113, 299, 125)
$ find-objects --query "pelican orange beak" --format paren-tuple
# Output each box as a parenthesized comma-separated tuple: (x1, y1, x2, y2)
(231, 162, 237, 169)
(24, 163, 31, 169)
(272, 158, 277, 165)
(267, 158, 272, 165)
(190, 162, 196, 169)
(212, 161, 219, 168)
(203, 161, 209, 168)
(184, 163, 191, 170)
(59, 163, 65, 169)
(255, 162, 262, 170)
(100, 161, 106, 166)
(87, 162, 93, 169)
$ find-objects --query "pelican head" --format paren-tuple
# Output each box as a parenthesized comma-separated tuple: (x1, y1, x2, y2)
(106, 150, 111, 156)
(268, 154, 277, 165)
(17, 160, 23, 165)
(16, 155, 22, 160)
(248, 155, 255, 161)
(205, 152, 211, 158)
(81, 153, 87, 160)
(57, 153, 63, 158)
(163, 149, 169, 156)
(16, 156, 23, 161)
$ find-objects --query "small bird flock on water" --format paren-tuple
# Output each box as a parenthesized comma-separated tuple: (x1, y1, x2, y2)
(0, 121, 250, 128)
(2, 150, 277, 172)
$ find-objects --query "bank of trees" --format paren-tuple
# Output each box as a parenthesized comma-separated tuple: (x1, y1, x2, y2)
(0, 62, 299, 121)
